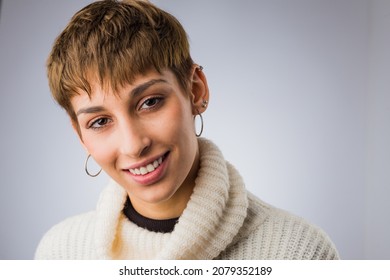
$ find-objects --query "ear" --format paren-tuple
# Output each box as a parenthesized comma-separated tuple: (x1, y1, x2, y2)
(71, 118, 88, 153)
(189, 65, 210, 115)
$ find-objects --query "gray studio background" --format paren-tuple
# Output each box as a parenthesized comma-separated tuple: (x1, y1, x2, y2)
(0, 0, 389, 259)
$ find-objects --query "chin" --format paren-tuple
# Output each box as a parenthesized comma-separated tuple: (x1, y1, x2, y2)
(139, 187, 178, 204)
(122, 179, 178, 204)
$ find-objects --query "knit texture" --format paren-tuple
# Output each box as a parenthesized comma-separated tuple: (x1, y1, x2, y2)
(35, 138, 339, 260)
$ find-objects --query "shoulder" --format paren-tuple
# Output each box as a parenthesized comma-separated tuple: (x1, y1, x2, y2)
(224, 193, 339, 259)
(35, 211, 97, 259)
(250, 194, 339, 259)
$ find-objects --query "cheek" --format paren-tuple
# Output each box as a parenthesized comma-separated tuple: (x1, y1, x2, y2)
(82, 137, 116, 167)
(163, 100, 195, 137)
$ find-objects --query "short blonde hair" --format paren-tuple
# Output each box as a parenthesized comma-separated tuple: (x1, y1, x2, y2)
(47, 0, 194, 122)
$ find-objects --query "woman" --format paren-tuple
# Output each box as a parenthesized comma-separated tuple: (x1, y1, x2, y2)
(35, 0, 339, 259)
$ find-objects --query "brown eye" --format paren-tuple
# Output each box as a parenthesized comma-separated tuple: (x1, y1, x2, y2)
(140, 97, 163, 110)
(89, 117, 111, 130)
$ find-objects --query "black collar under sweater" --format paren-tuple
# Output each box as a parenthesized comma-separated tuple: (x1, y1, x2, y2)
(122, 197, 179, 233)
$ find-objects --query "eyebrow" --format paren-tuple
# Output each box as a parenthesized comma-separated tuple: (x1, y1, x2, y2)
(76, 78, 168, 116)
(131, 78, 168, 98)
(76, 106, 105, 116)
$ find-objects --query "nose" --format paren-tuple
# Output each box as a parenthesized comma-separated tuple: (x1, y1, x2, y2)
(118, 118, 151, 158)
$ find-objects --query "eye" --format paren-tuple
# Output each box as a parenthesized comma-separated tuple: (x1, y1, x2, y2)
(139, 96, 163, 110)
(88, 117, 111, 130)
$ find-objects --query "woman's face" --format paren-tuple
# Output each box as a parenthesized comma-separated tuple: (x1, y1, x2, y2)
(71, 68, 208, 218)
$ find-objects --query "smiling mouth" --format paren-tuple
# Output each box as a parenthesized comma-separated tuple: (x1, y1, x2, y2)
(128, 152, 169, 176)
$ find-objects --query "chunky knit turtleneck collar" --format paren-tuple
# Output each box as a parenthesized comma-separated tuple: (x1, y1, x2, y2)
(94, 138, 249, 259)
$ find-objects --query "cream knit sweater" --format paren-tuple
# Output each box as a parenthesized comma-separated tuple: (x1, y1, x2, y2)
(35, 138, 339, 260)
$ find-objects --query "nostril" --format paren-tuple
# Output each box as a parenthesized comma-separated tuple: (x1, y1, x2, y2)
(139, 140, 152, 157)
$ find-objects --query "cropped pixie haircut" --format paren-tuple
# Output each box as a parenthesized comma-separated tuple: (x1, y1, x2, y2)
(47, 0, 194, 123)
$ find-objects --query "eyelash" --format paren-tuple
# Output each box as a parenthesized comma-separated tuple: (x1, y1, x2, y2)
(88, 117, 111, 131)
(138, 96, 164, 111)
(87, 96, 164, 131)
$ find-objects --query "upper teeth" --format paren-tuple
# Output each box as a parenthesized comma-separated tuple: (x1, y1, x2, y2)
(129, 156, 163, 175)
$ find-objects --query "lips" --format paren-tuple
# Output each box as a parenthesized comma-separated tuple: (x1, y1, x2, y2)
(129, 155, 164, 176)
(124, 152, 169, 185)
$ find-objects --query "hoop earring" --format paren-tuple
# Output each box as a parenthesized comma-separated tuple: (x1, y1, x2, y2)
(195, 109, 204, 137)
(85, 154, 102, 177)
